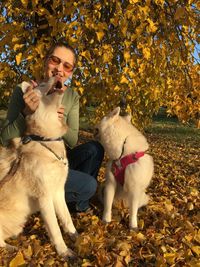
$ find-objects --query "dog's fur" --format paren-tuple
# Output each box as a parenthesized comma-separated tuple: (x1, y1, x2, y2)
(95, 107, 154, 229)
(0, 77, 77, 259)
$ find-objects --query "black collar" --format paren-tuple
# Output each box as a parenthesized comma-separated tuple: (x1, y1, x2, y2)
(22, 135, 62, 144)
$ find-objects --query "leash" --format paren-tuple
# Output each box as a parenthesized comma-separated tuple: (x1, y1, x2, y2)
(38, 141, 67, 165)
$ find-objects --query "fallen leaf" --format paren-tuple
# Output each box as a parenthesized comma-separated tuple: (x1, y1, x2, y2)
(9, 251, 26, 267)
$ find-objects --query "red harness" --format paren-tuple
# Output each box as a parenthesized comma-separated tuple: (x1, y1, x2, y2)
(112, 152, 145, 186)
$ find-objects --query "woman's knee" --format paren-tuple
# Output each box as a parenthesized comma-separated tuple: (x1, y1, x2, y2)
(86, 177, 97, 197)
(86, 141, 104, 160)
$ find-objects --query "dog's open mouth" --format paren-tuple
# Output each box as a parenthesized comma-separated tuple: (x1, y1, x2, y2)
(47, 79, 63, 95)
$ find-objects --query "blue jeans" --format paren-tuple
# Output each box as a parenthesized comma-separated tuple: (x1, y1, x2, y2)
(65, 141, 104, 211)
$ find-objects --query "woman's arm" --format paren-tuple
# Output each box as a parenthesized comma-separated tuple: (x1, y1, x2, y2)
(62, 91, 79, 148)
(0, 86, 26, 146)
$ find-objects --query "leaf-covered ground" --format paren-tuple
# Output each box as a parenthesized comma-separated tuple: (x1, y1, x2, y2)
(0, 123, 199, 267)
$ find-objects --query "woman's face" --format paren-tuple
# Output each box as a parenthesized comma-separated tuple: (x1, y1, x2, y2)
(44, 46, 75, 87)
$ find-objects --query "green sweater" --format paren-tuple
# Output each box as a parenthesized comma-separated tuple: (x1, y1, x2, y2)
(0, 83, 80, 148)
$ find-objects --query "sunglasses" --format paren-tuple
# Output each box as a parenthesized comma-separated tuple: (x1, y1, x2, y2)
(48, 55, 74, 72)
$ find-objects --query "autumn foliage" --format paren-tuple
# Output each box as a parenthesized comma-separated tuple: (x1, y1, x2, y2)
(0, 127, 199, 266)
(0, 0, 199, 127)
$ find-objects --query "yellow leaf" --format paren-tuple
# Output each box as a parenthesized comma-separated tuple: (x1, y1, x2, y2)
(26, 55, 33, 61)
(83, 97, 87, 105)
(129, 0, 140, 4)
(164, 200, 174, 212)
(138, 63, 146, 73)
(191, 246, 200, 256)
(4, 91, 10, 97)
(124, 50, 130, 61)
(103, 52, 112, 63)
(79, 87, 84, 95)
(143, 47, 151, 60)
(187, 202, 194, 210)
(81, 50, 92, 62)
(147, 19, 158, 33)
(136, 232, 146, 241)
(164, 252, 177, 265)
(91, 215, 99, 225)
(124, 40, 132, 48)
(12, 37, 20, 43)
(44, 258, 55, 266)
(13, 44, 24, 51)
(110, 16, 119, 27)
(23, 245, 32, 258)
(189, 187, 199, 196)
(96, 31, 105, 42)
(116, 241, 131, 251)
(82, 258, 93, 266)
(138, 219, 144, 229)
(114, 258, 124, 267)
(120, 75, 129, 84)
(32, 0, 39, 6)
(122, 26, 127, 37)
(114, 85, 120, 91)
(16, 53, 22, 65)
(155, 0, 164, 7)
(20, 0, 28, 8)
(75, 80, 81, 86)
(9, 251, 25, 267)
(140, 6, 150, 15)
(184, 234, 193, 242)
(35, 43, 45, 57)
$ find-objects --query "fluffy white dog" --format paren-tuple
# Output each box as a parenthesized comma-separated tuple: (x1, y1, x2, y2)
(0, 77, 77, 259)
(95, 107, 154, 229)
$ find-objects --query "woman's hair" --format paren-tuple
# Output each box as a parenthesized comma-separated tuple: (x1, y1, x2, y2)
(45, 38, 77, 66)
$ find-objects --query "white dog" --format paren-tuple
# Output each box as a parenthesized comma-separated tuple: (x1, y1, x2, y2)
(0, 77, 77, 259)
(95, 107, 154, 229)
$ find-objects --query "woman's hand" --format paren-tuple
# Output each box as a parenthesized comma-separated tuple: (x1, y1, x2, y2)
(57, 106, 65, 120)
(23, 80, 39, 116)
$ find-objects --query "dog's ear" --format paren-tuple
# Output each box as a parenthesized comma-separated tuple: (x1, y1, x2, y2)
(21, 81, 31, 93)
(123, 114, 132, 123)
(109, 107, 120, 118)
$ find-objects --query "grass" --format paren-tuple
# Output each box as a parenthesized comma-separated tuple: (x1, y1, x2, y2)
(79, 110, 200, 142)
(145, 116, 200, 142)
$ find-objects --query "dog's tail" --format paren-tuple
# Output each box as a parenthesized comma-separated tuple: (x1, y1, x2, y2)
(0, 147, 18, 182)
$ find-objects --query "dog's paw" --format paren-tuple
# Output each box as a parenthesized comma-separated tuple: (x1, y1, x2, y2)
(102, 214, 111, 223)
(68, 231, 79, 242)
(130, 226, 139, 232)
(102, 218, 111, 224)
(61, 248, 77, 260)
